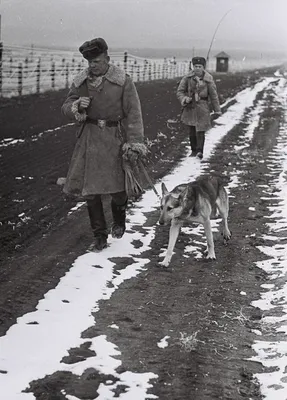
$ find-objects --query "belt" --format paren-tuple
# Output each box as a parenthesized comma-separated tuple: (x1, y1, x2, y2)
(200, 97, 208, 101)
(86, 118, 120, 128)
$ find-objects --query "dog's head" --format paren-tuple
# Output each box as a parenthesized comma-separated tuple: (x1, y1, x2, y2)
(159, 183, 197, 225)
(159, 183, 185, 225)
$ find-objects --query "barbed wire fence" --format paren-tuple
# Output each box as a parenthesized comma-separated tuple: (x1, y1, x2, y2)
(0, 44, 192, 98)
(0, 44, 282, 99)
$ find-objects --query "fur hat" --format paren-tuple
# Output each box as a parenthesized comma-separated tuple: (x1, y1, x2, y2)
(79, 38, 108, 60)
(192, 57, 206, 67)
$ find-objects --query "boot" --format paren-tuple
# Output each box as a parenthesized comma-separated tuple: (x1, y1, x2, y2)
(87, 197, 108, 251)
(93, 235, 107, 251)
(111, 199, 127, 239)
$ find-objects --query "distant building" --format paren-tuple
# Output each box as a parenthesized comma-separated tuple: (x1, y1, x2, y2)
(216, 51, 230, 73)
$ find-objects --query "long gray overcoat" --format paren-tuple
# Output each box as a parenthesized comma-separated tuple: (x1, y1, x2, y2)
(62, 65, 144, 197)
(177, 71, 221, 132)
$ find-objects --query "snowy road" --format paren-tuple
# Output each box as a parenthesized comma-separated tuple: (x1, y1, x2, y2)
(1, 73, 287, 399)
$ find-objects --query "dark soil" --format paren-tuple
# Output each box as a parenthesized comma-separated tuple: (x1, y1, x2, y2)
(0, 65, 282, 399)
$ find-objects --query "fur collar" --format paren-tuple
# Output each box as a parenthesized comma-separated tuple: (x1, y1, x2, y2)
(186, 70, 213, 83)
(73, 64, 126, 88)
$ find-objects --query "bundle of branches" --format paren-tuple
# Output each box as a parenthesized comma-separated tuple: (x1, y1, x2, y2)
(122, 143, 147, 199)
(122, 159, 143, 199)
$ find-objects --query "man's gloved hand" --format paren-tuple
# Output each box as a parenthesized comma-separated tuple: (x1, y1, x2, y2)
(127, 149, 139, 164)
(211, 111, 222, 120)
(181, 96, 192, 106)
(78, 97, 91, 111)
(122, 143, 148, 165)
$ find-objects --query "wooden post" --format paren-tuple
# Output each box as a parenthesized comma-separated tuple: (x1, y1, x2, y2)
(131, 63, 134, 81)
(18, 62, 23, 96)
(24, 57, 29, 76)
(137, 65, 140, 82)
(65, 62, 69, 88)
(36, 58, 41, 93)
(51, 61, 55, 90)
(148, 62, 152, 80)
(124, 51, 128, 72)
(152, 62, 156, 80)
(9, 57, 13, 75)
(143, 60, 147, 81)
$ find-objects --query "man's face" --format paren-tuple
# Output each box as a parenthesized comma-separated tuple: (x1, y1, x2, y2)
(88, 53, 110, 76)
(193, 64, 204, 76)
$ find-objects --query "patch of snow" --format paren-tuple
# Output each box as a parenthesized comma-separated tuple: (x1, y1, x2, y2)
(157, 336, 170, 348)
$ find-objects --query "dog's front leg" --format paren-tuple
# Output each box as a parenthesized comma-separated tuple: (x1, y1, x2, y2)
(203, 219, 216, 260)
(160, 219, 182, 267)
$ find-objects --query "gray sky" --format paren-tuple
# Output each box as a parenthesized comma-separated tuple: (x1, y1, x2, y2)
(1, 0, 287, 52)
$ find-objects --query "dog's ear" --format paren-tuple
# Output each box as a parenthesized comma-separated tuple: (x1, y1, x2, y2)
(161, 182, 168, 196)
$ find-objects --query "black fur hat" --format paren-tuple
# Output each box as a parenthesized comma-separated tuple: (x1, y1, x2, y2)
(192, 57, 206, 67)
(79, 38, 108, 60)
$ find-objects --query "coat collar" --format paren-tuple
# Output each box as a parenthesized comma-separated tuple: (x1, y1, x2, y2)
(186, 70, 213, 83)
(73, 64, 126, 88)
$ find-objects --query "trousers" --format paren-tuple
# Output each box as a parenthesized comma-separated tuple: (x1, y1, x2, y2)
(86, 191, 127, 237)
(187, 125, 205, 154)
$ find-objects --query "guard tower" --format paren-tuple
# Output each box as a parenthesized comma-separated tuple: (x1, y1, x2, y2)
(215, 51, 230, 73)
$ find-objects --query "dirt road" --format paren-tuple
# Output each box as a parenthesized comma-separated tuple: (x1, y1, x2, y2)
(1, 67, 286, 400)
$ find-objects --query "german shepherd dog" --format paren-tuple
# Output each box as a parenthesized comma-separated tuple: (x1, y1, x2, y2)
(158, 176, 231, 267)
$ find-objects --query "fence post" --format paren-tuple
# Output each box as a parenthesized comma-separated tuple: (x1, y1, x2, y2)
(137, 65, 140, 82)
(130, 63, 134, 81)
(143, 60, 147, 81)
(124, 51, 128, 72)
(0, 42, 3, 97)
(148, 62, 152, 80)
(65, 62, 69, 88)
(24, 57, 29, 76)
(9, 57, 13, 75)
(152, 62, 156, 80)
(36, 58, 41, 94)
(51, 61, 55, 90)
(18, 62, 23, 96)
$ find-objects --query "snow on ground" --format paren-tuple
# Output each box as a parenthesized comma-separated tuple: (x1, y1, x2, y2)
(249, 78, 287, 400)
(0, 123, 75, 149)
(0, 76, 280, 399)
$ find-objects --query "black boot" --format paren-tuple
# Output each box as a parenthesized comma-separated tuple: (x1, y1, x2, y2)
(87, 196, 108, 251)
(93, 235, 108, 251)
(111, 199, 127, 239)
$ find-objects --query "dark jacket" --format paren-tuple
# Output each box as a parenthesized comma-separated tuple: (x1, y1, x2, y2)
(177, 70, 221, 131)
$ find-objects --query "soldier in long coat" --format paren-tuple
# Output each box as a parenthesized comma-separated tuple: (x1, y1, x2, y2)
(177, 56, 221, 159)
(62, 38, 147, 251)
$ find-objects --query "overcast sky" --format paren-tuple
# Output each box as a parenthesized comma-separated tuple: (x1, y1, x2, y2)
(1, 0, 287, 52)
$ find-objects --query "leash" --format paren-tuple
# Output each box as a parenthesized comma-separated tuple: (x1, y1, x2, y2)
(138, 159, 161, 200)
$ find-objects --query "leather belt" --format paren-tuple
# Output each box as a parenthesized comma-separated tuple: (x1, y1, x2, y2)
(86, 118, 120, 128)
